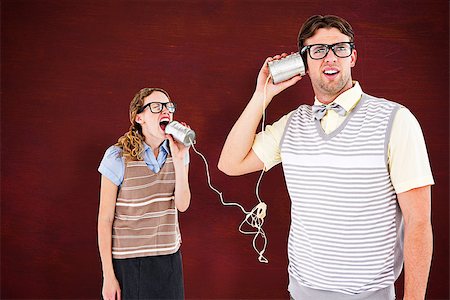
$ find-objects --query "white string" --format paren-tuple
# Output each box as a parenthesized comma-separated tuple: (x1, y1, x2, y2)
(255, 74, 272, 204)
(190, 141, 268, 263)
(189, 142, 247, 214)
(187, 74, 272, 264)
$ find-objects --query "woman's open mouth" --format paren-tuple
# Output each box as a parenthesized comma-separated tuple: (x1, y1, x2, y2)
(159, 117, 170, 131)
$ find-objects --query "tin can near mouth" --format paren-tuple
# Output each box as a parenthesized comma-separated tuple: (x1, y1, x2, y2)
(165, 121, 196, 147)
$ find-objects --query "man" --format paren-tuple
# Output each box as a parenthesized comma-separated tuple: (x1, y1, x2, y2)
(218, 15, 433, 300)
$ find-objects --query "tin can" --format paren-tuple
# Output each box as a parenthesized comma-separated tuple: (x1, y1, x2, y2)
(165, 121, 196, 147)
(267, 52, 306, 84)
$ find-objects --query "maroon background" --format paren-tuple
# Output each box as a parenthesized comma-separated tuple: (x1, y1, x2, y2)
(1, 1, 448, 299)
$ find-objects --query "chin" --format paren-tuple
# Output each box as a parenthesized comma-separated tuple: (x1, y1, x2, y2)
(320, 79, 346, 93)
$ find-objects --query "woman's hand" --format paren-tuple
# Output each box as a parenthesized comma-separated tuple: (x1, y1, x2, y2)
(102, 275, 121, 300)
(166, 122, 190, 167)
(166, 122, 191, 212)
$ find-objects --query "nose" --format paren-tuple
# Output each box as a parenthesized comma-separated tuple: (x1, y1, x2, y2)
(324, 48, 338, 63)
(161, 103, 170, 113)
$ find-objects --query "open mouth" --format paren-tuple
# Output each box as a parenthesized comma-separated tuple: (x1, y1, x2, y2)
(323, 69, 339, 77)
(159, 117, 170, 131)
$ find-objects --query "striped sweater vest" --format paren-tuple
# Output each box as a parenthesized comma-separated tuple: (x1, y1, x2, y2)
(280, 94, 403, 294)
(112, 156, 181, 259)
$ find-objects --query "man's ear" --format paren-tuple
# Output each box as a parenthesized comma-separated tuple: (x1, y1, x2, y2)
(135, 115, 142, 124)
(350, 49, 357, 68)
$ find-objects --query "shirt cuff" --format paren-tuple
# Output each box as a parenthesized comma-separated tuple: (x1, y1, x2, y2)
(98, 165, 121, 186)
(393, 176, 435, 194)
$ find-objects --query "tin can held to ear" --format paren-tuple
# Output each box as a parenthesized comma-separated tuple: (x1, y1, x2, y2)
(267, 52, 306, 84)
(165, 121, 196, 147)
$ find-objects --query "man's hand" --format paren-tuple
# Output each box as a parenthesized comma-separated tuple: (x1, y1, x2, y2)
(255, 53, 302, 102)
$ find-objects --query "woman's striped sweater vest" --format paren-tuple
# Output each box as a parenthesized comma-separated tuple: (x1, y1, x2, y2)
(112, 156, 181, 259)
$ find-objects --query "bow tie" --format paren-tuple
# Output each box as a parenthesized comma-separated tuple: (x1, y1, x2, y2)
(312, 103, 347, 120)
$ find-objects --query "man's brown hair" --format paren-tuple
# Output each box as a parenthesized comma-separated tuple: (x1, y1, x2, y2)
(298, 15, 354, 50)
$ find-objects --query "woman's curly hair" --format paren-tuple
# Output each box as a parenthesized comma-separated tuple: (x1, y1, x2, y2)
(115, 87, 171, 161)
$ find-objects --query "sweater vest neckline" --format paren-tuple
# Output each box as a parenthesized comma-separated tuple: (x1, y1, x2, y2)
(314, 94, 365, 140)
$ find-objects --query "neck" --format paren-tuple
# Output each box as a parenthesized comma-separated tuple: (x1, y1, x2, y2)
(143, 135, 164, 152)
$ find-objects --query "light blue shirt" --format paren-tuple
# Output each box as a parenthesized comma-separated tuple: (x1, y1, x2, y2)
(98, 140, 189, 186)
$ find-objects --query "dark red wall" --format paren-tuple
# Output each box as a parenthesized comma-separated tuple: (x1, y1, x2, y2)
(1, 1, 448, 299)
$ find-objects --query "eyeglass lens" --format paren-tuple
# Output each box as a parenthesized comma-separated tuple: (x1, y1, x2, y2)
(146, 102, 176, 113)
(309, 43, 353, 59)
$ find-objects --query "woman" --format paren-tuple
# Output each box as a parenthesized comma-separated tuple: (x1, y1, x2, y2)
(97, 87, 191, 299)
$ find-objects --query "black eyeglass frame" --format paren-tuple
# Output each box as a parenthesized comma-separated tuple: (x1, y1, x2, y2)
(300, 42, 355, 60)
(138, 102, 177, 114)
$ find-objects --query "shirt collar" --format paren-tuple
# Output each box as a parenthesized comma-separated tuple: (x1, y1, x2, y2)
(313, 81, 363, 113)
(160, 139, 170, 154)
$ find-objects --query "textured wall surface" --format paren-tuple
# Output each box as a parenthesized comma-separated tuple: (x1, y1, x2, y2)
(1, 0, 448, 299)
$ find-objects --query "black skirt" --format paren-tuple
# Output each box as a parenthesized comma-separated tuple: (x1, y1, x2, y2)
(112, 250, 184, 300)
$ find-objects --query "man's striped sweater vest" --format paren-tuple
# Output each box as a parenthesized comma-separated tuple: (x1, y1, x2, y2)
(281, 94, 403, 294)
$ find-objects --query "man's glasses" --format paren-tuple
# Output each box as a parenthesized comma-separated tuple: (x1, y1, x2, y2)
(138, 102, 176, 114)
(301, 42, 355, 60)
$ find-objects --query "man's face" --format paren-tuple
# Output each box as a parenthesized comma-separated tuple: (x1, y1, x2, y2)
(304, 27, 357, 102)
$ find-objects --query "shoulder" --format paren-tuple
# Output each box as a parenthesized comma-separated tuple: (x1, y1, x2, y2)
(364, 94, 420, 127)
(104, 145, 123, 159)
(392, 106, 422, 131)
(389, 106, 427, 154)
(267, 110, 297, 134)
(362, 93, 402, 109)
(277, 110, 296, 124)
(98, 145, 125, 186)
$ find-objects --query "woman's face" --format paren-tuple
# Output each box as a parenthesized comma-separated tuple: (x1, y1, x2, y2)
(135, 91, 174, 143)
